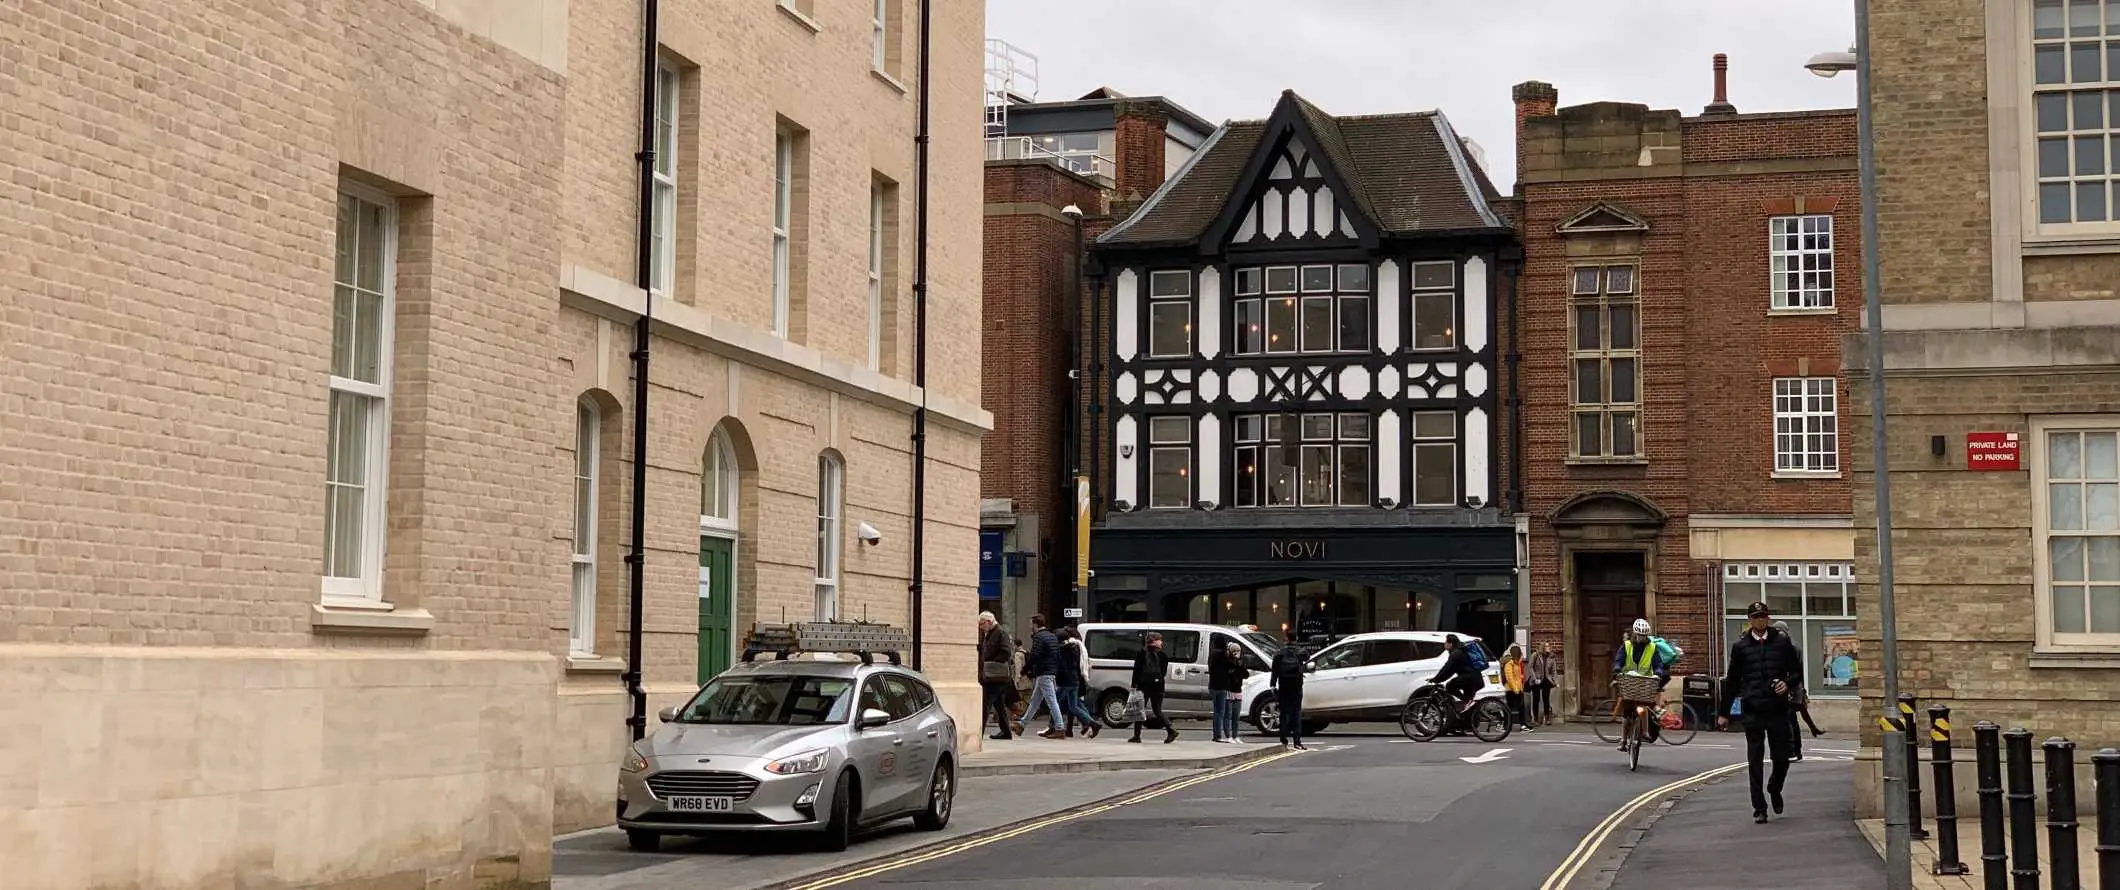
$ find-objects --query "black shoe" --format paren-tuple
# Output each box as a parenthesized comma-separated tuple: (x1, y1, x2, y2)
(1127, 735, 1141, 743)
(1165, 728, 1180, 744)
(1754, 809, 1769, 824)
(1811, 728, 1825, 738)
(1771, 791, 1784, 814)
(1790, 753, 1804, 762)
(989, 733, 1010, 740)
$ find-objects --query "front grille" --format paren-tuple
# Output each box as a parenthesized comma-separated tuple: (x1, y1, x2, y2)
(646, 770, 761, 801)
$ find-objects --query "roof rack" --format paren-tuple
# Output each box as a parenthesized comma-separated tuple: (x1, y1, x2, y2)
(741, 621, 912, 666)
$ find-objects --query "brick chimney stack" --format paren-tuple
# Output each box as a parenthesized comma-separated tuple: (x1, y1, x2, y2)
(1511, 80, 1558, 186)
(1702, 53, 1738, 116)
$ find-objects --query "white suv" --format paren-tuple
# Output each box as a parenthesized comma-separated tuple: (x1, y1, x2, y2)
(1241, 631, 1506, 736)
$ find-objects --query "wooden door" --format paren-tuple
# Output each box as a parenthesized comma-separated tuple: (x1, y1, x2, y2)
(1574, 551, 1647, 711)
(697, 536, 735, 684)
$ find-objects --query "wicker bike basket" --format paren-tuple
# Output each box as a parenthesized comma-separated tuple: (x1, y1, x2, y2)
(1612, 674, 1662, 704)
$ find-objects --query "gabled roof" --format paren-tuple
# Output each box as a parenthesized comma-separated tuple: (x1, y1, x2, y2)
(1098, 90, 1510, 249)
(1557, 202, 1650, 234)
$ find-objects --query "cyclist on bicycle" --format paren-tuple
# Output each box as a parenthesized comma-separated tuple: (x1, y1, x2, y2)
(1429, 634, 1486, 713)
(1612, 619, 1675, 751)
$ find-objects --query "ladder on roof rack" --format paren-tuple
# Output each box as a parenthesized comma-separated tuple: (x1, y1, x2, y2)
(741, 621, 912, 666)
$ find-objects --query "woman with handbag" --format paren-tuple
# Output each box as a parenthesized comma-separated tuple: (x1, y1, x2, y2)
(1527, 642, 1560, 726)
(977, 612, 1018, 740)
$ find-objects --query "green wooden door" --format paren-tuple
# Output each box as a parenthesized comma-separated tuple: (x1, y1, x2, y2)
(698, 536, 735, 684)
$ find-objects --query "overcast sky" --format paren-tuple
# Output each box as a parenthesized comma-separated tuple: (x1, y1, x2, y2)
(984, 0, 1860, 188)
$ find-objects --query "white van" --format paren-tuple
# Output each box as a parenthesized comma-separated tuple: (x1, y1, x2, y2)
(1238, 631, 1506, 737)
(1077, 622, 1284, 728)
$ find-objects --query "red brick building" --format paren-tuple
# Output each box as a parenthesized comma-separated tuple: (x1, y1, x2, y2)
(1511, 59, 1862, 726)
(980, 87, 1212, 635)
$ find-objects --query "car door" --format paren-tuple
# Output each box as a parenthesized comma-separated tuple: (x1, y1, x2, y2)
(846, 676, 907, 811)
(1157, 630, 1208, 718)
(1300, 640, 1372, 715)
(878, 675, 933, 814)
(1345, 638, 1424, 711)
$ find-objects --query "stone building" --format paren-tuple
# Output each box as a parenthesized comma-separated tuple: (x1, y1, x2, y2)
(0, 0, 986, 887)
(1511, 59, 1862, 727)
(1850, 0, 2120, 752)
(979, 67, 1213, 634)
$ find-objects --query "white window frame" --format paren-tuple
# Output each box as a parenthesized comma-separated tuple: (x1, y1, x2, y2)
(815, 453, 843, 620)
(1721, 562, 1858, 697)
(871, 0, 890, 73)
(868, 183, 885, 371)
(2028, 0, 2120, 235)
(651, 58, 680, 296)
(1147, 269, 1193, 358)
(773, 130, 793, 337)
(1772, 377, 1840, 476)
(1768, 214, 1834, 311)
(1569, 265, 1642, 461)
(2032, 415, 2120, 649)
(1146, 416, 1192, 509)
(322, 186, 397, 605)
(1410, 411, 1458, 507)
(1409, 261, 1457, 351)
(571, 399, 600, 656)
(701, 428, 738, 531)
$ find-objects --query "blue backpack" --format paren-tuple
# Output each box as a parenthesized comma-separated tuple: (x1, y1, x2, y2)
(1464, 642, 1490, 671)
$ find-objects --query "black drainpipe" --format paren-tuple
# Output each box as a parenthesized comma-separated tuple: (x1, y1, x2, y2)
(623, 0, 660, 743)
(1059, 214, 1084, 622)
(906, 0, 932, 670)
(1086, 270, 1106, 520)
(1503, 247, 1525, 516)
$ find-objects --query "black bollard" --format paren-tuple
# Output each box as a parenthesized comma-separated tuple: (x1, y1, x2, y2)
(1930, 705, 1969, 875)
(2048, 737, 2082, 890)
(2006, 727, 2041, 890)
(1978, 722, 2007, 890)
(2094, 748, 2120, 890)
(1904, 692, 1929, 840)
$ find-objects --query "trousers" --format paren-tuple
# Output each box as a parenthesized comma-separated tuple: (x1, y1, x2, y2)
(1743, 712, 1794, 812)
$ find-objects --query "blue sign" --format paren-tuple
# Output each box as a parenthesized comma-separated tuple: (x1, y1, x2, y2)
(979, 531, 1005, 599)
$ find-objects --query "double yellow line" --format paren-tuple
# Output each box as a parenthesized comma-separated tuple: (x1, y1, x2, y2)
(784, 747, 1304, 890)
(1537, 761, 1749, 890)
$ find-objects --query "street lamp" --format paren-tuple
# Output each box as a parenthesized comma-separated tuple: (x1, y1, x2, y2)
(1810, 7, 1912, 889)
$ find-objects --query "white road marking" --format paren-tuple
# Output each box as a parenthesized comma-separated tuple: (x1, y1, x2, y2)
(1461, 747, 1513, 764)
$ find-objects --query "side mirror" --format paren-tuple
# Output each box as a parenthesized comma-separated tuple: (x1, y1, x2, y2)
(858, 707, 892, 730)
(657, 706, 679, 724)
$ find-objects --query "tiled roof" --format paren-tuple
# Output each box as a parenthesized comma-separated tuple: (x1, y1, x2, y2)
(1100, 91, 1509, 247)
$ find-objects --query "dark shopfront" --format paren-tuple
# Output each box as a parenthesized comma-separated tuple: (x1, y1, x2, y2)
(1086, 525, 1519, 654)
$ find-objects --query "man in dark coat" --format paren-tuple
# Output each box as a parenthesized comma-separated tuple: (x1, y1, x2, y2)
(1129, 631, 1179, 744)
(977, 611, 1016, 740)
(1020, 614, 1066, 739)
(1269, 635, 1310, 749)
(1719, 600, 1807, 823)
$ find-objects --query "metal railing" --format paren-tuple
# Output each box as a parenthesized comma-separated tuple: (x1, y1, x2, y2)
(984, 136, 1114, 180)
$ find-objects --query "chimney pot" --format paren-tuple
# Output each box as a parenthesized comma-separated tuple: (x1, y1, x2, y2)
(1703, 53, 1738, 116)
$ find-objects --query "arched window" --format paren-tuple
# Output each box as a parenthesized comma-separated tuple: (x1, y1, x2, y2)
(701, 429, 737, 528)
(814, 453, 844, 620)
(570, 396, 600, 656)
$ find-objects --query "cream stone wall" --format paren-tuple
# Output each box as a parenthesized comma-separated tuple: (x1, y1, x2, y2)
(1, 0, 988, 885)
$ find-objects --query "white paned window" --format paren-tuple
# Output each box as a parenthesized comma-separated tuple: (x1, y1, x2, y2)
(871, 0, 889, 72)
(868, 183, 885, 370)
(772, 130, 793, 337)
(1768, 215, 1833, 310)
(815, 453, 843, 620)
(1411, 411, 1457, 506)
(652, 58, 680, 296)
(323, 188, 395, 603)
(1232, 264, 1368, 356)
(1230, 413, 1369, 508)
(2036, 420, 2120, 643)
(1410, 261, 1457, 351)
(1147, 270, 1192, 357)
(1570, 265, 1641, 460)
(571, 399, 599, 655)
(1722, 562, 1858, 697)
(1772, 377, 1839, 474)
(701, 428, 737, 528)
(2033, 0, 2120, 229)
(1147, 416, 1192, 508)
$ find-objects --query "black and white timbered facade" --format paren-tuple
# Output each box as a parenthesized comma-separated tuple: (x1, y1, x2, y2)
(1083, 90, 1523, 648)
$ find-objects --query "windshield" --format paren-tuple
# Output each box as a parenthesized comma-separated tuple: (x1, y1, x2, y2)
(673, 674, 855, 726)
(1242, 632, 1283, 656)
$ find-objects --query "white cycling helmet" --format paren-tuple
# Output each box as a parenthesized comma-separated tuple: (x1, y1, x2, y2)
(1630, 618, 1652, 636)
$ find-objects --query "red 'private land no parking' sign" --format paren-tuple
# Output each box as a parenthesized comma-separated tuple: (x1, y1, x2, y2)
(1966, 432, 2021, 470)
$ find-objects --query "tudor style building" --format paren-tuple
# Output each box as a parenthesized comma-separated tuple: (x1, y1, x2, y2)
(1081, 90, 1522, 650)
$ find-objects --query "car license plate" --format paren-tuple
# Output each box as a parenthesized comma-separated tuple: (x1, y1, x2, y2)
(666, 796, 734, 813)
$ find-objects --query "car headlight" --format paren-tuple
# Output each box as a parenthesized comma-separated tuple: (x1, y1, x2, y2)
(620, 744, 650, 774)
(764, 748, 831, 775)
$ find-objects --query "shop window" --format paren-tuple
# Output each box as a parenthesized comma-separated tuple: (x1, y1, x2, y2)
(1721, 562, 1858, 696)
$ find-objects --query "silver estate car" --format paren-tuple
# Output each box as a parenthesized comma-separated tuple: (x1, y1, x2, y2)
(616, 657, 958, 852)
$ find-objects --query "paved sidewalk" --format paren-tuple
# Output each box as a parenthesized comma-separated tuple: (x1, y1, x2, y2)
(1858, 816, 2102, 888)
(1603, 761, 1884, 889)
(962, 729, 1285, 777)
(553, 769, 1197, 890)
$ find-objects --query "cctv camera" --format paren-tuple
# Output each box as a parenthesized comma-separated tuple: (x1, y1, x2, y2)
(856, 521, 882, 545)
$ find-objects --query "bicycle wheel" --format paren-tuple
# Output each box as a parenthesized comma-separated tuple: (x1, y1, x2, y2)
(1657, 703, 1701, 746)
(1470, 699, 1514, 743)
(1589, 699, 1626, 744)
(1400, 697, 1446, 742)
